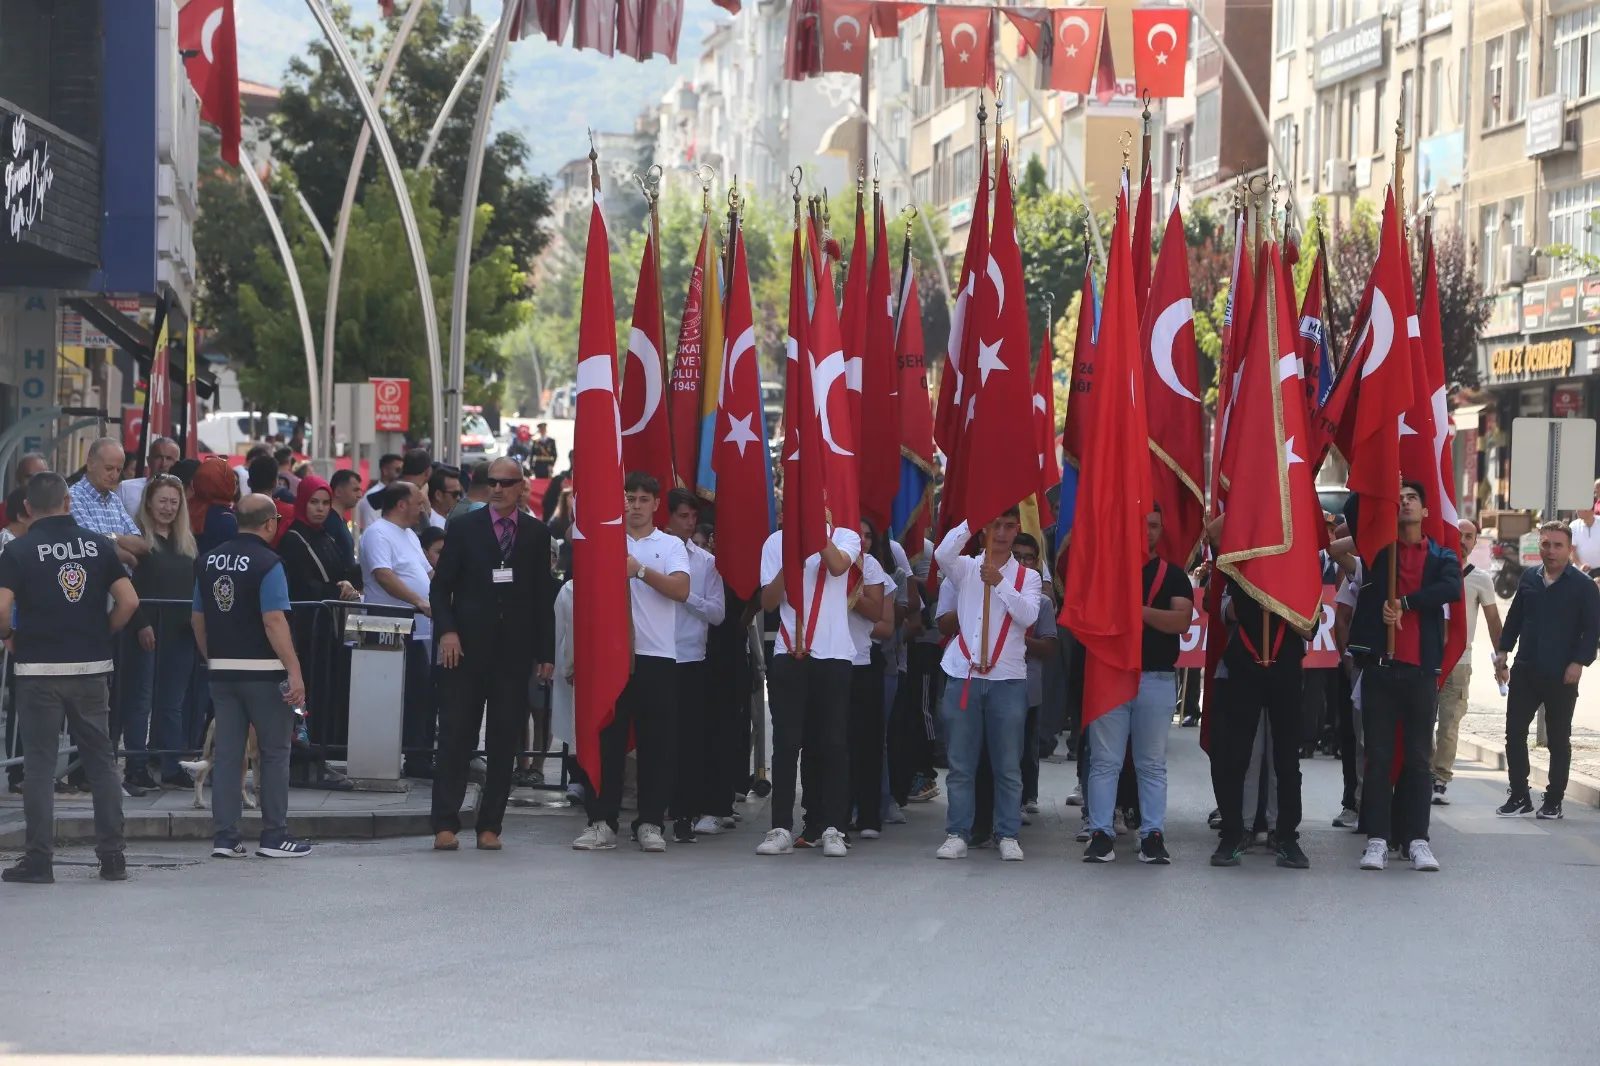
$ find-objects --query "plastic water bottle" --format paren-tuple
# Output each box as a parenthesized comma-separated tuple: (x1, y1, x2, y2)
(1499, 680, 1509, 697)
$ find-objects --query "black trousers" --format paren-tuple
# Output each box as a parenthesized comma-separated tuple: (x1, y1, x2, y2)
(701, 638, 748, 817)
(1337, 666, 1359, 810)
(586, 655, 678, 831)
(430, 658, 532, 835)
(848, 651, 886, 833)
(1506, 668, 1582, 801)
(402, 639, 436, 770)
(889, 642, 941, 804)
(1021, 704, 1040, 803)
(1358, 661, 1437, 843)
(1210, 657, 1304, 843)
(769, 653, 850, 834)
(672, 659, 706, 821)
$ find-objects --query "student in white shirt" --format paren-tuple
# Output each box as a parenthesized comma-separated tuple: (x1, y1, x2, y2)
(931, 506, 1042, 862)
(845, 518, 896, 840)
(661, 489, 727, 842)
(573, 473, 689, 854)
(754, 518, 862, 857)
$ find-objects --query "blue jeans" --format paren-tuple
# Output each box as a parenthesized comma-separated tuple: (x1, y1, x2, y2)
(939, 674, 1028, 841)
(121, 628, 198, 777)
(1087, 671, 1175, 838)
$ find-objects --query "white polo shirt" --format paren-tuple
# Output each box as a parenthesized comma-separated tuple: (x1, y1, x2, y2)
(847, 554, 896, 666)
(1461, 564, 1497, 649)
(675, 539, 727, 663)
(628, 527, 690, 661)
(1571, 517, 1600, 569)
(360, 516, 433, 641)
(759, 526, 863, 661)
(934, 520, 1042, 682)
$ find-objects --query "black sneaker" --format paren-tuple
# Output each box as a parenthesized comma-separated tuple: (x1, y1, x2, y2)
(1431, 779, 1449, 805)
(673, 817, 697, 844)
(1496, 790, 1534, 817)
(99, 853, 127, 881)
(1138, 831, 1170, 865)
(257, 838, 313, 858)
(1206, 808, 1222, 830)
(1537, 797, 1564, 820)
(161, 769, 196, 790)
(1274, 838, 1310, 869)
(2, 856, 53, 884)
(1082, 830, 1115, 863)
(211, 841, 248, 859)
(125, 765, 159, 791)
(1209, 835, 1245, 867)
(120, 777, 149, 798)
(1181, 715, 1198, 727)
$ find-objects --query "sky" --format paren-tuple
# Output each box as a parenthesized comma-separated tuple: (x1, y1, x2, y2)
(234, 0, 723, 177)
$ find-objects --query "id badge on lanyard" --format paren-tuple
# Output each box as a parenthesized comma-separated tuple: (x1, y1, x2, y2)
(492, 566, 514, 584)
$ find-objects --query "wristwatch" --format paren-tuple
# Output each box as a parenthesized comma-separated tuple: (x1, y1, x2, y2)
(636, 565, 647, 581)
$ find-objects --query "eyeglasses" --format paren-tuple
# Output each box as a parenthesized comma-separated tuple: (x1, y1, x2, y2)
(150, 474, 183, 486)
(487, 477, 522, 488)
(266, 514, 280, 525)
(440, 489, 465, 499)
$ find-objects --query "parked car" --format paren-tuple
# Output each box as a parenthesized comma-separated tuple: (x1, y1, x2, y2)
(198, 411, 308, 456)
(460, 408, 501, 463)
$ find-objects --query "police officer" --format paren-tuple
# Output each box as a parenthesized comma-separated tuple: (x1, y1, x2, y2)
(191, 494, 313, 859)
(0, 472, 140, 884)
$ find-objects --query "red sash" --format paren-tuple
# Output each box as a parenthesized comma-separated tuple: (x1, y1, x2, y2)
(955, 562, 1028, 709)
(778, 566, 829, 657)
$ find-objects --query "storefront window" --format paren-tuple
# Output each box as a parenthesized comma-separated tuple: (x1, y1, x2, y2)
(0, 0, 100, 142)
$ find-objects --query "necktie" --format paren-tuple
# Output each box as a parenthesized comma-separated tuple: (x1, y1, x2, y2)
(497, 516, 514, 559)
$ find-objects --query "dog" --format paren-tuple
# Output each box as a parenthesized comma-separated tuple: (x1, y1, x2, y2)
(181, 720, 260, 811)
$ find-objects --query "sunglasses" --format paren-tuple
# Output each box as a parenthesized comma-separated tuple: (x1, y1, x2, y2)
(487, 477, 522, 488)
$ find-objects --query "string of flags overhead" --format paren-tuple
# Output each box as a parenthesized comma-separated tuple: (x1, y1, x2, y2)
(787, 2, 1190, 98)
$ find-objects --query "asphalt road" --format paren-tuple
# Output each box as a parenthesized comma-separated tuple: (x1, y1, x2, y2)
(2, 730, 1595, 1066)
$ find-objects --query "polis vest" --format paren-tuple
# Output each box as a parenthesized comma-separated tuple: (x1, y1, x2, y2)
(2, 514, 121, 676)
(198, 534, 285, 679)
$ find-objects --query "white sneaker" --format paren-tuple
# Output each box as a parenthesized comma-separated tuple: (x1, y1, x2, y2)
(1022, 799, 1041, 814)
(1359, 837, 1388, 870)
(756, 828, 794, 855)
(998, 837, 1024, 861)
(637, 824, 667, 852)
(1066, 784, 1083, 807)
(936, 834, 968, 859)
(858, 828, 881, 839)
(883, 807, 908, 825)
(572, 822, 617, 850)
(693, 815, 724, 836)
(820, 827, 847, 857)
(1409, 839, 1439, 872)
(1333, 807, 1360, 829)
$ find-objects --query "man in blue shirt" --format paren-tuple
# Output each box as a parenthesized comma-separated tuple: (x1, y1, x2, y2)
(192, 494, 312, 858)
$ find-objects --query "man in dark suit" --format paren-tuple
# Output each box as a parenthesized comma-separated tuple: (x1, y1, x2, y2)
(430, 457, 557, 851)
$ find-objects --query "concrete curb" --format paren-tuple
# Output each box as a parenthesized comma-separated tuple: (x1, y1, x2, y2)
(1455, 730, 1600, 809)
(0, 784, 479, 848)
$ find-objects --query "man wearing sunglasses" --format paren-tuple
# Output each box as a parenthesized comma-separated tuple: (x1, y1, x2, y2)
(426, 467, 463, 531)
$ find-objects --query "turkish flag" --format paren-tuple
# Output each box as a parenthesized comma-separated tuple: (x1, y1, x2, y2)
(179, 0, 242, 167)
(1132, 6, 1188, 98)
(669, 220, 712, 492)
(1211, 210, 1254, 514)
(821, 0, 872, 74)
(860, 195, 901, 532)
(506, 0, 530, 41)
(937, 7, 994, 90)
(709, 220, 773, 599)
(785, 0, 823, 80)
(893, 245, 935, 561)
(841, 194, 870, 448)
(535, 0, 573, 44)
(870, 1, 921, 37)
(962, 148, 1036, 531)
(1337, 188, 1414, 565)
(1297, 251, 1334, 420)
(1061, 264, 1098, 473)
(379, 0, 396, 15)
(1032, 327, 1060, 528)
(1419, 231, 1466, 676)
(783, 224, 828, 629)
(644, 0, 683, 61)
(573, 0, 616, 54)
(1142, 200, 1206, 567)
(1003, 8, 1046, 60)
(808, 217, 860, 539)
(932, 150, 990, 552)
(571, 174, 631, 794)
(621, 229, 674, 527)
(1132, 161, 1154, 318)
(1060, 190, 1150, 728)
(1048, 8, 1104, 94)
(1216, 240, 1326, 633)
(710, 0, 740, 12)
(616, 0, 647, 59)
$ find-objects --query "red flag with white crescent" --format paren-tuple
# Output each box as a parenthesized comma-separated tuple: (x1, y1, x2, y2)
(808, 217, 861, 539)
(1419, 232, 1467, 677)
(1049, 8, 1104, 94)
(820, 0, 872, 74)
(1142, 198, 1205, 566)
(1132, 6, 1189, 98)
(621, 229, 675, 527)
(783, 224, 828, 626)
(936, 7, 994, 90)
(709, 220, 771, 599)
(571, 178, 630, 794)
(933, 149, 991, 545)
(860, 194, 901, 532)
(179, 0, 242, 168)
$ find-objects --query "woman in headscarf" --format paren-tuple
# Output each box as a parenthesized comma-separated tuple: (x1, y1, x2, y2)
(190, 456, 238, 555)
(277, 474, 360, 603)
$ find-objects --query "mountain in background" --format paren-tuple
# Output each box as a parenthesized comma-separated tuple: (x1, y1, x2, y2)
(234, 0, 724, 177)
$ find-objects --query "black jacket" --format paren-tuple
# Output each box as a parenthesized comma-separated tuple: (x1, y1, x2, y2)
(1348, 539, 1462, 674)
(1500, 564, 1600, 680)
(430, 505, 556, 665)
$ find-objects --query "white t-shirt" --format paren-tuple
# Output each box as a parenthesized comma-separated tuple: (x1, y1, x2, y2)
(1572, 517, 1600, 569)
(627, 527, 690, 661)
(847, 554, 896, 666)
(355, 482, 387, 532)
(118, 477, 148, 518)
(427, 508, 448, 531)
(675, 539, 727, 663)
(759, 526, 864, 661)
(360, 517, 433, 641)
(934, 520, 1042, 681)
(1461, 564, 1497, 650)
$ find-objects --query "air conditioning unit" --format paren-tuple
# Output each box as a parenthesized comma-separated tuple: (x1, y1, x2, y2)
(1323, 160, 1354, 195)
(1502, 245, 1537, 286)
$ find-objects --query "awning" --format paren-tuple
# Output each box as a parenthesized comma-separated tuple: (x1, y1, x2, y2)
(817, 114, 864, 158)
(63, 296, 154, 366)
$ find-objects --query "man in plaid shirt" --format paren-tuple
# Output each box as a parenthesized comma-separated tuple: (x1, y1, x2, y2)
(69, 439, 149, 568)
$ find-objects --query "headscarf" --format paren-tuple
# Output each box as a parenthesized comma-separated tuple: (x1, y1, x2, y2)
(292, 473, 332, 533)
(189, 457, 236, 534)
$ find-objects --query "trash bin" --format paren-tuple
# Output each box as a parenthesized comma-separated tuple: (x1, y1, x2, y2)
(343, 611, 413, 786)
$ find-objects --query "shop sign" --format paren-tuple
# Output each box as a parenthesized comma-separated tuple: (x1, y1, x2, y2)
(1545, 278, 1580, 330)
(1521, 282, 1547, 332)
(1552, 384, 1585, 417)
(1315, 17, 1385, 89)
(1484, 291, 1521, 337)
(3, 116, 53, 242)
(1525, 95, 1568, 157)
(1582, 278, 1600, 325)
(1488, 338, 1574, 380)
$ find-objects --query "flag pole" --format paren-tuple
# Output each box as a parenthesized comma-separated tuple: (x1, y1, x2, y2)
(792, 173, 809, 659)
(1386, 116, 1406, 657)
(1140, 89, 1152, 178)
(977, 90, 992, 672)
